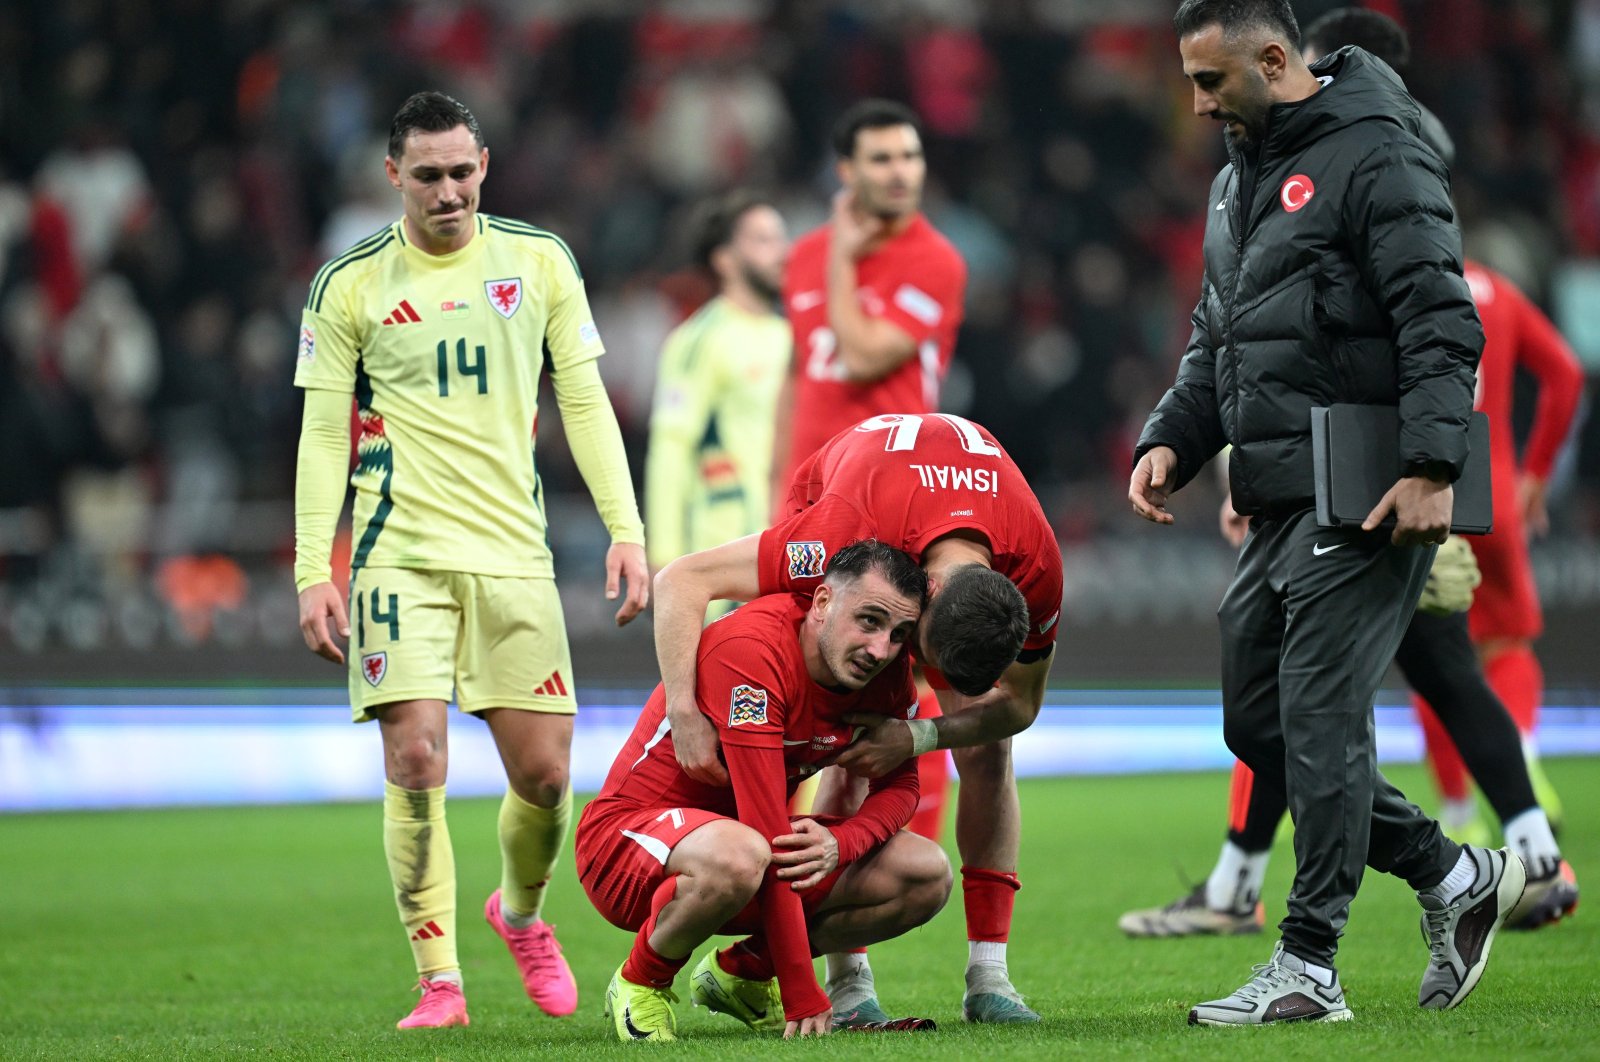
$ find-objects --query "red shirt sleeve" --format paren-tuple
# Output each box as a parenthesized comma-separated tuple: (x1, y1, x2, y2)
(828, 671, 921, 863)
(699, 639, 829, 1020)
(756, 494, 874, 598)
(722, 743, 831, 1022)
(1507, 283, 1585, 480)
(830, 758, 920, 865)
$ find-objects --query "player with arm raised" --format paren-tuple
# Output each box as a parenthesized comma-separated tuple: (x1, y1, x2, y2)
(655, 412, 1059, 1024)
(577, 540, 950, 1041)
(293, 91, 648, 1030)
(774, 99, 967, 498)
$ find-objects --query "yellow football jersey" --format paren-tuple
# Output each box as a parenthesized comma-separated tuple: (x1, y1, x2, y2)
(644, 296, 791, 568)
(294, 214, 609, 578)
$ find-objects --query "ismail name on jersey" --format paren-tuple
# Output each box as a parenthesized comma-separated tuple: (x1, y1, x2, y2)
(909, 464, 1000, 494)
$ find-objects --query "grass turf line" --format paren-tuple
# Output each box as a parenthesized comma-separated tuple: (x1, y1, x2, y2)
(2, 761, 1596, 1060)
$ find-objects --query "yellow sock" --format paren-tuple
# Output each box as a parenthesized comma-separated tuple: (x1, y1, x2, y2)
(497, 785, 572, 922)
(383, 782, 458, 978)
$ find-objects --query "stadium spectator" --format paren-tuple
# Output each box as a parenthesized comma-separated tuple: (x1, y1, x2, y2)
(291, 91, 648, 1030)
(644, 191, 790, 601)
(1130, 0, 1520, 1024)
(655, 411, 1056, 1025)
(577, 539, 949, 1041)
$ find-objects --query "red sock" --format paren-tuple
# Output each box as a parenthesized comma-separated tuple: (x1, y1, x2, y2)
(1485, 646, 1542, 736)
(718, 935, 775, 981)
(908, 750, 950, 842)
(622, 877, 688, 988)
(1414, 694, 1470, 801)
(961, 866, 1020, 943)
(1227, 760, 1253, 834)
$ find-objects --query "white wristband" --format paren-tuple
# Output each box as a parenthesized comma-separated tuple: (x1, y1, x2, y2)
(907, 718, 939, 757)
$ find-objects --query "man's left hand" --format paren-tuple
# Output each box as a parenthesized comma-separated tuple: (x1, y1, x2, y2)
(831, 714, 914, 778)
(771, 817, 839, 890)
(606, 541, 650, 626)
(1363, 475, 1453, 546)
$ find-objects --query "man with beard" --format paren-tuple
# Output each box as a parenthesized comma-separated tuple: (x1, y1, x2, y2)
(1129, 0, 1523, 1025)
(774, 100, 967, 495)
(646, 193, 792, 610)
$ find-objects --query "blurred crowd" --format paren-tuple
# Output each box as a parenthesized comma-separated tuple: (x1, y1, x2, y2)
(3, 0, 1599, 653)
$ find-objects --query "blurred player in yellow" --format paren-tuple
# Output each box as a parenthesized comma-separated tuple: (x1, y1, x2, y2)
(645, 192, 790, 613)
(292, 91, 649, 1030)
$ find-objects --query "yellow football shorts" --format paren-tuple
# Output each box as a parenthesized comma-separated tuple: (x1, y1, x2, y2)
(347, 567, 577, 722)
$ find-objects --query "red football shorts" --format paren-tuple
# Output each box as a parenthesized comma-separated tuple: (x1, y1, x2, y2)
(575, 802, 845, 932)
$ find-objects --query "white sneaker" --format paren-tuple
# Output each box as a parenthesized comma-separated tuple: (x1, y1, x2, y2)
(1417, 845, 1527, 1009)
(1188, 942, 1352, 1026)
(1119, 884, 1264, 938)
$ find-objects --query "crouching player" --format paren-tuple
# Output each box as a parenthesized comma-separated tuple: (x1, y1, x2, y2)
(576, 540, 952, 1041)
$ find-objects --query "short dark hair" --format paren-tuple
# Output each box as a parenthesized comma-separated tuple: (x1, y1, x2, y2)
(923, 565, 1030, 697)
(1302, 8, 1410, 70)
(824, 539, 929, 606)
(388, 91, 484, 162)
(689, 191, 773, 274)
(831, 99, 923, 159)
(1173, 0, 1301, 50)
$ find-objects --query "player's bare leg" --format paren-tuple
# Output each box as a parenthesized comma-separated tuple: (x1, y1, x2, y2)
(950, 735, 1036, 1022)
(482, 708, 579, 1015)
(610, 821, 768, 1041)
(808, 832, 952, 951)
(376, 699, 468, 1028)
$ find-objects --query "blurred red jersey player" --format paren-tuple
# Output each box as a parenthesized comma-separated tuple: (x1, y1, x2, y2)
(1416, 260, 1584, 823)
(777, 99, 967, 496)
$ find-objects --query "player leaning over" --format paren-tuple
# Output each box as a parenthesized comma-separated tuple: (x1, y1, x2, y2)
(657, 412, 1059, 1024)
(293, 91, 648, 1029)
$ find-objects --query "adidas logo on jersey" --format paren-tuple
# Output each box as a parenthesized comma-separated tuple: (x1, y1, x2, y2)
(382, 299, 423, 325)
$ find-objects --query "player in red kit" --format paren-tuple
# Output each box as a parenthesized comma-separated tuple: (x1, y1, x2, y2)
(775, 99, 967, 496)
(655, 412, 1059, 1025)
(1416, 260, 1584, 833)
(577, 540, 951, 1041)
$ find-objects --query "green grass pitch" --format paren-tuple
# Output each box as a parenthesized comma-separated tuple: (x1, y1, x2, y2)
(4, 760, 1596, 1060)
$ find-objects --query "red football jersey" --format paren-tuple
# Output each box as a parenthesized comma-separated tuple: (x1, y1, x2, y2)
(1463, 261, 1584, 529)
(587, 593, 918, 1021)
(781, 214, 967, 484)
(1460, 261, 1584, 640)
(760, 413, 1063, 654)
(589, 594, 918, 824)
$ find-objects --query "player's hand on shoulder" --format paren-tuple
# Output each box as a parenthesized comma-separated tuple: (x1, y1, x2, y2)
(771, 816, 839, 890)
(606, 541, 650, 626)
(668, 698, 730, 786)
(1129, 446, 1177, 525)
(297, 581, 350, 665)
(833, 713, 913, 778)
(785, 1007, 833, 1038)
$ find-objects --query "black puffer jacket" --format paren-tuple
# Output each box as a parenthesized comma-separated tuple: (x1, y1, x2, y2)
(1135, 47, 1483, 516)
